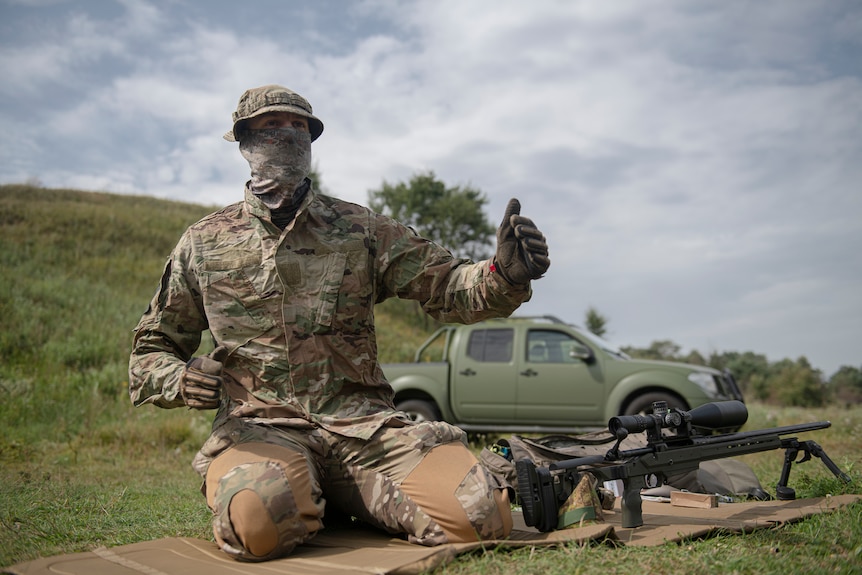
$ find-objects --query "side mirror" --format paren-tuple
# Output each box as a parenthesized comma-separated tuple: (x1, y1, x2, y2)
(569, 347, 593, 363)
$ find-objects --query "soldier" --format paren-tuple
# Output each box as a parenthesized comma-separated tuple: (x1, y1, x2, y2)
(128, 84, 550, 561)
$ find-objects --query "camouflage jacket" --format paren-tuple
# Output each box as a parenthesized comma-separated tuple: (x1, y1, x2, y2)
(129, 184, 531, 438)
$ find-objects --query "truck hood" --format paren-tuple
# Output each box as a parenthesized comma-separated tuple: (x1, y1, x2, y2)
(616, 357, 722, 376)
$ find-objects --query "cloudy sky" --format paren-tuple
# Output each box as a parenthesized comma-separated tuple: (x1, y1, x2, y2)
(2, 0, 860, 377)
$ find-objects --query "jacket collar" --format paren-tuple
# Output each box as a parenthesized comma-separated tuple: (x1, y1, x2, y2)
(243, 178, 316, 222)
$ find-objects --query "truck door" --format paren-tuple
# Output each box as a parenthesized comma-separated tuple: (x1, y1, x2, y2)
(449, 327, 517, 422)
(514, 328, 605, 424)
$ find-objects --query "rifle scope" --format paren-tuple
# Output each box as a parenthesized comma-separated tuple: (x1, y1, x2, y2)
(609, 400, 749, 437)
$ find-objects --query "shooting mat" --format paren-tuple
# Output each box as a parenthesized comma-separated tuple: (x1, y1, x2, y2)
(4, 494, 859, 575)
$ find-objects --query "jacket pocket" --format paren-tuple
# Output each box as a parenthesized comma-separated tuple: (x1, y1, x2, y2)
(200, 264, 277, 345)
(279, 251, 346, 329)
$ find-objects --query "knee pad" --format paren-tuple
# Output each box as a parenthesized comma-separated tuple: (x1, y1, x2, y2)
(452, 461, 513, 541)
(400, 443, 512, 544)
(212, 461, 315, 561)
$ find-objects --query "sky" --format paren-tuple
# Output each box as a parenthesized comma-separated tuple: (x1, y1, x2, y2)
(1, 0, 860, 378)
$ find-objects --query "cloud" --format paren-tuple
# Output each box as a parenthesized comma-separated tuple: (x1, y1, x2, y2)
(1, 0, 860, 375)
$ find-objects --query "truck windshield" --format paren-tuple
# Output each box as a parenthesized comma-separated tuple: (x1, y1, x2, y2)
(575, 328, 631, 360)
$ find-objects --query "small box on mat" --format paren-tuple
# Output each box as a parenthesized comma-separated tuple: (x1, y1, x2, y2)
(670, 491, 718, 509)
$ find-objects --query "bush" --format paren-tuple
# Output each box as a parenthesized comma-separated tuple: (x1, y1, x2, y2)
(772, 363, 827, 407)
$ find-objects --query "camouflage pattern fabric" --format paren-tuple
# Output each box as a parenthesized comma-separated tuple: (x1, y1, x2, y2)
(129, 181, 530, 440)
(195, 417, 511, 560)
(212, 460, 310, 560)
(128, 181, 529, 558)
(557, 473, 603, 529)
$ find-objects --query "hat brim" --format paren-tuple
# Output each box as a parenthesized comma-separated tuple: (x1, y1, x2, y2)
(223, 104, 324, 142)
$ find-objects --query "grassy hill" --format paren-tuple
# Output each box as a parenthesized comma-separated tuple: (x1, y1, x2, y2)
(0, 184, 439, 564)
(0, 184, 433, 447)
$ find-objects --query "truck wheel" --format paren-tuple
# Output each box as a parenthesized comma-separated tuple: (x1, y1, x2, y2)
(623, 392, 687, 416)
(396, 399, 442, 423)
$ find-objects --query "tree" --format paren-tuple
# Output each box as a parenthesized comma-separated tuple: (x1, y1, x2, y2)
(708, 350, 770, 393)
(747, 356, 827, 407)
(584, 306, 609, 338)
(772, 360, 827, 407)
(682, 349, 706, 366)
(749, 373, 770, 402)
(622, 340, 682, 361)
(368, 171, 495, 260)
(829, 365, 862, 405)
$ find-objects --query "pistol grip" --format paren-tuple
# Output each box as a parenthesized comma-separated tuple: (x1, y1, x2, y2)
(620, 482, 644, 528)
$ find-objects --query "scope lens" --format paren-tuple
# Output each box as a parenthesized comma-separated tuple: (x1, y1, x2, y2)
(687, 400, 748, 429)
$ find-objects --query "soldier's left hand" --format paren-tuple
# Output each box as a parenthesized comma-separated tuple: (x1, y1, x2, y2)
(494, 198, 550, 284)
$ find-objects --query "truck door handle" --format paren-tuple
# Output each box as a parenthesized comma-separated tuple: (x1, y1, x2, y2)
(459, 368, 476, 376)
(520, 369, 538, 377)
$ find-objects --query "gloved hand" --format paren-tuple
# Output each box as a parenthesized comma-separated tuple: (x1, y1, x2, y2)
(494, 198, 550, 285)
(180, 346, 228, 410)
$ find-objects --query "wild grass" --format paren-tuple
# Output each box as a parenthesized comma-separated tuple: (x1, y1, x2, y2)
(1, 185, 860, 573)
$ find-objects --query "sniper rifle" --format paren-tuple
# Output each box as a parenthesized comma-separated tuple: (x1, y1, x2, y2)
(516, 400, 852, 531)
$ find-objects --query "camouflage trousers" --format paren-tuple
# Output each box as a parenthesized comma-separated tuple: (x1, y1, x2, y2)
(191, 417, 513, 561)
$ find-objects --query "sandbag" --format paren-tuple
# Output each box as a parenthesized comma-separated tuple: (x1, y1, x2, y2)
(697, 459, 770, 499)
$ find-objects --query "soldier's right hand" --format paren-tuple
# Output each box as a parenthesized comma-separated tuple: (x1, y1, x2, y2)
(494, 198, 550, 285)
(180, 346, 228, 409)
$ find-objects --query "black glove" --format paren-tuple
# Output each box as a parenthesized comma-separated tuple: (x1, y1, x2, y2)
(180, 346, 228, 410)
(494, 198, 550, 285)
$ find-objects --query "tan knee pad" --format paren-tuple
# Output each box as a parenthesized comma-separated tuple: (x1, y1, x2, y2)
(228, 489, 279, 557)
(400, 442, 513, 543)
(206, 443, 324, 561)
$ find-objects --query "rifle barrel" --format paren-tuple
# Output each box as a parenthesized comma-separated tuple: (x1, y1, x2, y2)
(689, 420, 831, 447)
(549, 421, 832, 472)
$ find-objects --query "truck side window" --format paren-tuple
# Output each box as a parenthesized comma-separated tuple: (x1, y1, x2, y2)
(467, 328, 513, 362)
(528, 329, 589, 363)
(528, 341, 548, 362)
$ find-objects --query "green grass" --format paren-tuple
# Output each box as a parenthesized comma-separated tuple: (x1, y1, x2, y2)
(1, 185, 861, 573)
(436, 502, 862, 575)
(2, 410, 860, 572)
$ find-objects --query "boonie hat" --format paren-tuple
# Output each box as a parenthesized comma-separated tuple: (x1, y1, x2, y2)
(223, 85, 324, 142)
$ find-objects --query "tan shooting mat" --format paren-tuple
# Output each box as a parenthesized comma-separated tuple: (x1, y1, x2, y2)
(5, 494, 859, 575)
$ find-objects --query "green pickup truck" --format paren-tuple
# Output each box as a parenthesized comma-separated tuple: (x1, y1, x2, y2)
(383, 316, 744, 434)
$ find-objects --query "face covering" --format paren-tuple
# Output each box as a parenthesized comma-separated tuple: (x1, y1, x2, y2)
(239, 127, 312, 210)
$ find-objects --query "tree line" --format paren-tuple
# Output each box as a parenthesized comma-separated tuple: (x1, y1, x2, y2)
(321, 168, 860, 409)
(585, 308, 861, 408)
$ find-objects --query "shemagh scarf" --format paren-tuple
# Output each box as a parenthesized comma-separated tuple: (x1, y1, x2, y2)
(240, 127, 312, 211)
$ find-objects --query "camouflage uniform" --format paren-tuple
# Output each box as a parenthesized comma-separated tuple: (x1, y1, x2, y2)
(129, 183, 530, 560)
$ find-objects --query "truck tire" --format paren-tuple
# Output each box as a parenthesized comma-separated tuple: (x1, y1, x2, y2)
(396, 399, 442, 423)
(623, 392, 687, 416)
